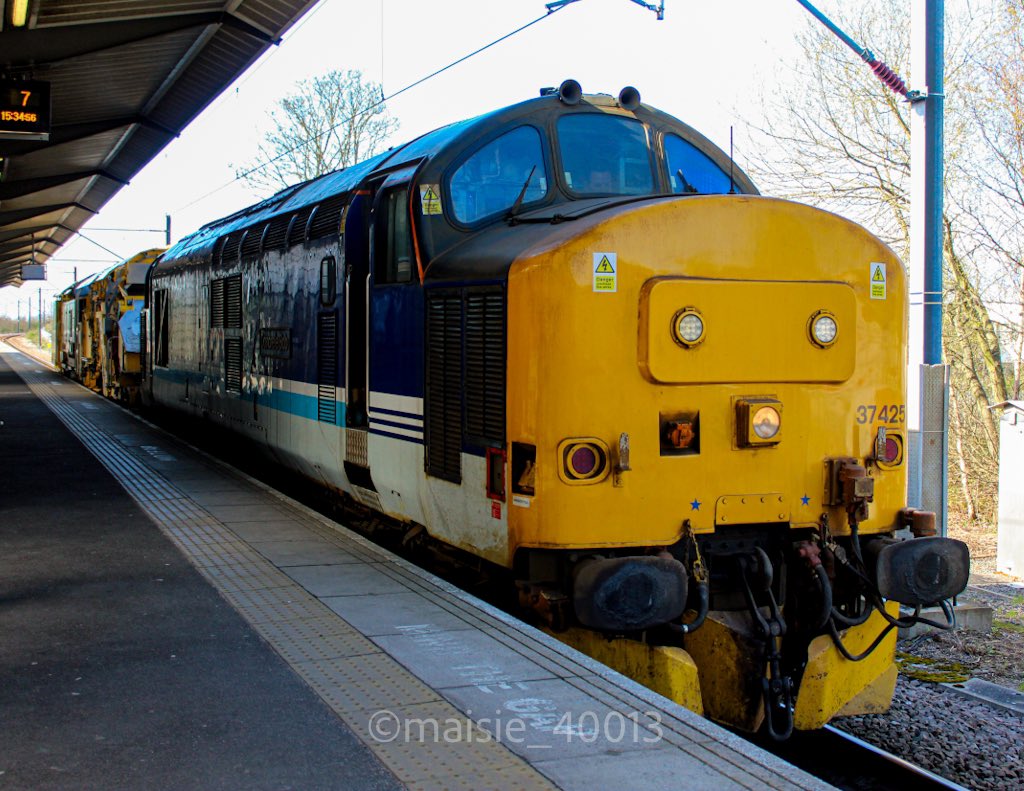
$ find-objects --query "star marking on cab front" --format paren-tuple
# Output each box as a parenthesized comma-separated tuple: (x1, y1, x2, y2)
(801, 494, 811, 506)
(690, 498, 702, 511)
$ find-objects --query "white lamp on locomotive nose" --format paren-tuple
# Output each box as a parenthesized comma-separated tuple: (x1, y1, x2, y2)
(809, 309, 839, 348)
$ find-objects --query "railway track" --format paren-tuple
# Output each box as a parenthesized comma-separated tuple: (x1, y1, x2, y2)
(757, 723, 969, 790)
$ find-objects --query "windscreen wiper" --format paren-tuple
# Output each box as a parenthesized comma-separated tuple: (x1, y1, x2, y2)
(507, 166, 538, 224)
(676, 169, 698, 194)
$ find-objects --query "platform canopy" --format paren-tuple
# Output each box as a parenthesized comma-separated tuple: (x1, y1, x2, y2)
(0, 0, 318, 288)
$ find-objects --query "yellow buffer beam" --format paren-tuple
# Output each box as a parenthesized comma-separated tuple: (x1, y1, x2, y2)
(794, 601, 900, 730)
(545, 627, 704, 716)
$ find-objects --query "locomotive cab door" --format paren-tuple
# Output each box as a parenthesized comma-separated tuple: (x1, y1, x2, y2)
(341, 186, 374, 491)
(340, 166, 423, 510)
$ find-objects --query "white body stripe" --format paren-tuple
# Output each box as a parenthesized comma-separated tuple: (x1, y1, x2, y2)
(368, 410, 424, 428)
(369, 391, 424, 415)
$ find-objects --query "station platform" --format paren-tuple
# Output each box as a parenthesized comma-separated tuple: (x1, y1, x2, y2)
(0, 341, 831, 791)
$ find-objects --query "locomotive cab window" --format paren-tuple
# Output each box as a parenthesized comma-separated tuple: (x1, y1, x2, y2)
(448, 126, 548, 225)
(664, 134, 735, 195)
(375, 189, 414, 284)
(557, 114, 653, 196)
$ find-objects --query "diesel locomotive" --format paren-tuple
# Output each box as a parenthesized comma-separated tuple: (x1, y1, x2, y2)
(64, 81, 970, 738)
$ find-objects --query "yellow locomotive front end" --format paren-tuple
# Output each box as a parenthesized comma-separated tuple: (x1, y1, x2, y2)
(505, 194, 968, 736)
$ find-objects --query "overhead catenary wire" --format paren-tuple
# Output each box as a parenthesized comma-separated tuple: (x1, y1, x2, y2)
(84, 227, 166, 233)
(71, 231, 123, 260)
(176, 3, 575, 213)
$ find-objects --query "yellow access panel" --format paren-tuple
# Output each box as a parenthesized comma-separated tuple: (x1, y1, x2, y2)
(639, 278, 856, 384)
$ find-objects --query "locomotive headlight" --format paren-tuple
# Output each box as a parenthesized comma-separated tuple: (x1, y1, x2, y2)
(809, 310, 838, 348)
(736, 398, 783, 447)
(672, 308, 705, 347)
(752, 406, 781, 439)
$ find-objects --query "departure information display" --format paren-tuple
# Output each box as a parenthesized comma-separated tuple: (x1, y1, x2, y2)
(0, 80, 51, 140)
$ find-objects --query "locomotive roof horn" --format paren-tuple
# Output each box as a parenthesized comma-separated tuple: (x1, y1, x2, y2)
(618, 86, 641, 111)
(558, 79, 582, 105)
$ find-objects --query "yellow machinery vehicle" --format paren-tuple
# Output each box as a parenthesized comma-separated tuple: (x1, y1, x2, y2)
(54, 249, 162, 402)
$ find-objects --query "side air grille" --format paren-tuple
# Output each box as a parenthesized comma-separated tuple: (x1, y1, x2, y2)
(425, 290, 464, 483)
(224, 274, 243, 329)
(241, 225, 264, 259)
(464, 288, 506, 444)
(221, 233, 241, 265)
(225, 338, 242, 393)
(309, 194, 346, 240)
(264, 215, 289, 251)
(288, 206, 314, 247)
(212, 237, 226, 266)
(210, 277, 225, 327)
(317, 311, 338, 424)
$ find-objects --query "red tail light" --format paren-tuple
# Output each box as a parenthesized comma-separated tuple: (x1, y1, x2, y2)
(877, 432, 904, 468)
(558, 438, 610, 484)
(570, 446, 597, 476)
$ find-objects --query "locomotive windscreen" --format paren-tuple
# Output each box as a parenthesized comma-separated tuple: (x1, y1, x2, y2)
(557, 114, 654, 197)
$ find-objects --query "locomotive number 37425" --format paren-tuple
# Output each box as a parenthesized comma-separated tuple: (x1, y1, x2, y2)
(856, 404, 906, 425)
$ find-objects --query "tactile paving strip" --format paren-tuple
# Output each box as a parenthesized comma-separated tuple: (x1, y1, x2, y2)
(297, 653, 442, 714)
(15, 365, 559, 790)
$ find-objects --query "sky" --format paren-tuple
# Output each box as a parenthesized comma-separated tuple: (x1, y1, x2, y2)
(1, 0, 823, 317)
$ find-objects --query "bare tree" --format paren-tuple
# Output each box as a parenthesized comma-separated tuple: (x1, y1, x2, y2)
(235, 69, 399, 194)
(745, 0, 1017, 525)
(955, 0, 1024, 399)
(747, 3, 914, 255)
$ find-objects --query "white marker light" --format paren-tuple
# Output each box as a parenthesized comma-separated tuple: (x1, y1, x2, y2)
(809, 311, 838, 348)
(672, 309, 705, 347)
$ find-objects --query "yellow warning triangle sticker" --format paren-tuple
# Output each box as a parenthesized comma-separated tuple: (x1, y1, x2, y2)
(424, 187, 439, 201)
(872, 265, 885, 282)
(595, 255, 615, 274)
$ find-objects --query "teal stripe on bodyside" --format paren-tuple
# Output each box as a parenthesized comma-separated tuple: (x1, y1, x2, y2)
(153, 368, 346, 426)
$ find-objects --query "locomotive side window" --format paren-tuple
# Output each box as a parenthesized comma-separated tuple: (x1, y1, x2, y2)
(153, 288, 169, 367)
(320, 255, 337, 305)
(377, 189, 414, 284)
(448, 126, 547, 224)
(557, 114, 653, 196)
(664, 134, 735, 195)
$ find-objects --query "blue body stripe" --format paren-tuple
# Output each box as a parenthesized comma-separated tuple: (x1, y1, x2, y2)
(370, 415, 423, 432)
(152, 368, 350, 427)
(369, 427, 425, 445)
(369, 405, 423, 420)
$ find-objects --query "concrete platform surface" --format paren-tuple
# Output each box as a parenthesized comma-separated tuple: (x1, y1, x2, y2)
(0, 347, 399, 791)
(0, 342, 833, 790)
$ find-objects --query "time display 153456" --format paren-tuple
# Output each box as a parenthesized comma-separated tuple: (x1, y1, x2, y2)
(0, 80, 51, 138)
